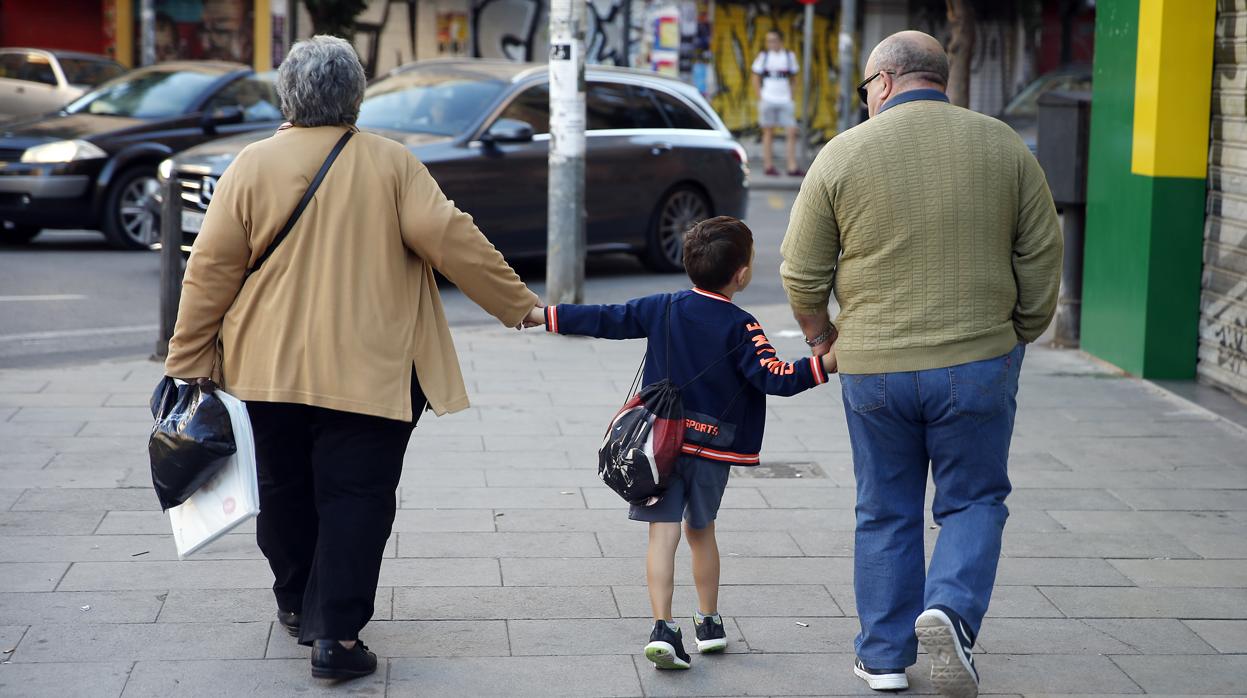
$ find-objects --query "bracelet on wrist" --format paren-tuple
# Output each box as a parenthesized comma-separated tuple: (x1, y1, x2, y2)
(804, 324, 835, 347)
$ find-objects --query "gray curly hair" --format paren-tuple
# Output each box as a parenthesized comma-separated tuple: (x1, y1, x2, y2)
(276, 35, 366, 127)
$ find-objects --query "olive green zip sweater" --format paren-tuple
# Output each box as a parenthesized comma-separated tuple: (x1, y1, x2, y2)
(780, 97, 1063, 374)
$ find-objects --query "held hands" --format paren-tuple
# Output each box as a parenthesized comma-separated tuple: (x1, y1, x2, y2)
(519, 304, 547, 330)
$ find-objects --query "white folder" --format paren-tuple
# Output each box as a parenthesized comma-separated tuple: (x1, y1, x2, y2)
(167, 389, 260, 559)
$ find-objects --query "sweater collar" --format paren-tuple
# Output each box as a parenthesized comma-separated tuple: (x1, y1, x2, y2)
(879, 88, 950, 114)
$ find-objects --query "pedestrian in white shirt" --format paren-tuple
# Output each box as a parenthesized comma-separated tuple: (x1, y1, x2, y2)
(751, 30, 803, 177)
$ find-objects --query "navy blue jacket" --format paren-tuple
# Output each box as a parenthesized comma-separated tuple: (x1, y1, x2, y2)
(546, 288, 829, 465)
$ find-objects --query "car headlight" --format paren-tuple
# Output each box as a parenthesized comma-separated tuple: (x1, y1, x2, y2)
(20, 139, 107, 164)
(158, 158, 174, 182)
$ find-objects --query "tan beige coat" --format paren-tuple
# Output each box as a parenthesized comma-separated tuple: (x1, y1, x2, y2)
(165, 126, 538, 421)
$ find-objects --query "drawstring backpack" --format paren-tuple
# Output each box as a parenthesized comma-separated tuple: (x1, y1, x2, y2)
(598, 299, 749, 506)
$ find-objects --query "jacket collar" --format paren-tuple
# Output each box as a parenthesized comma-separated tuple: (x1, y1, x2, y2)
(879, 88, 950, 114)
(692, 287, 732, 303)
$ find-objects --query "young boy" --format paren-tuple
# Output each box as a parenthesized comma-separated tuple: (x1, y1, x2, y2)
(525, 216, 836, 669)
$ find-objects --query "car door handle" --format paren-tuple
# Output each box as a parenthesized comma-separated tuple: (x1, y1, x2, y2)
(650, 143, 673, 156)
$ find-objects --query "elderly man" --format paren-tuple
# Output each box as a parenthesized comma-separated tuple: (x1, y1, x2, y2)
(780, 31, 1062, 696)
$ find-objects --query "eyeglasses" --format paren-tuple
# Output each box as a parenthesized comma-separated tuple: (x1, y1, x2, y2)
(856, 71, 893, 106)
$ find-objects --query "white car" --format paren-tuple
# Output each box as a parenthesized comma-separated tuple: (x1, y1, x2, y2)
(0, 48, 125, 120)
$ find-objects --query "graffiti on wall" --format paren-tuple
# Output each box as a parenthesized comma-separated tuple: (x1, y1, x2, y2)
(469, 0, 641, 66)
(709, 1, 838, 136)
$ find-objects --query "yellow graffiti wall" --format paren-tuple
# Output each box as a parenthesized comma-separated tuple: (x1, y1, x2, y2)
(710, 3, 839, 137)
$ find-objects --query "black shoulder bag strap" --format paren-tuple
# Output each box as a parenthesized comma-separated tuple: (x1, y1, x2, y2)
(245, 129, 354, 279)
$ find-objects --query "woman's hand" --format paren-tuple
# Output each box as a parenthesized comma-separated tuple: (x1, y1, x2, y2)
(519, 304, 546, 330)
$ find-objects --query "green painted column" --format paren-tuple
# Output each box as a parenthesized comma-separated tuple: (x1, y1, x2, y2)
(1081, 0, 1214, 378)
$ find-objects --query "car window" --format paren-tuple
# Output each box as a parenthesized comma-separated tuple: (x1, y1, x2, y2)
(359, 70, 506, 136)
(0, 54, 23, 80)
(58, 58, 126, 87)
(206, 76, 282, 122)
(65, 68, 221, 118)
(652, 90, 713, 130)
(20, 54, 58, 86)
(586, 82, 636, 130)
(629, 86, 668, 129)
(497, 83, 550, 135)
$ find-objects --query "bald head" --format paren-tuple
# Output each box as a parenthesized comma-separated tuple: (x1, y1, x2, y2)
(866, 31, 949, 89)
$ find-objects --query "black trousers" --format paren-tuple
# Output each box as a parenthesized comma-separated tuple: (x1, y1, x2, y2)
(247, 379, 424, 646)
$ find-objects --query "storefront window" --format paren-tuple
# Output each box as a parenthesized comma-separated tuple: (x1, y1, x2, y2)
(140, 0, 255, 65)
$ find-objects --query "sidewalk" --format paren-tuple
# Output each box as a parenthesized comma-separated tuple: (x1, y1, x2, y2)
(1, 303, 1245, 697)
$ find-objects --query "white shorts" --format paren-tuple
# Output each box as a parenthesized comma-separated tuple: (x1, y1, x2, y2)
(759, 100, 796, 128)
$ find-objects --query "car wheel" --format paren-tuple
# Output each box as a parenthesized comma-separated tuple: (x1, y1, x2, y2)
(0, 224, 40, 245)
(103, 167, 161, 250)
(643, 186, 710, 273)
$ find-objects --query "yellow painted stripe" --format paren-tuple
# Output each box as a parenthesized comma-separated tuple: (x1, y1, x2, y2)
(113, 0, 133, 68)
(254, 0, 272, 72)
(1131, 0, 1216, 178)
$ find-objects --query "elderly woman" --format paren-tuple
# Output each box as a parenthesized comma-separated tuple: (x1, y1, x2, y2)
(164, 36, 538, 679)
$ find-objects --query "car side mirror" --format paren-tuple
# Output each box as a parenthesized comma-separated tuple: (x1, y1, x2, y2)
(481, 118, 534, 145)
(202, 105, 244, 133)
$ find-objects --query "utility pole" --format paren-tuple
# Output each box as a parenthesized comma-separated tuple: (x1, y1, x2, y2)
(140, 0, 157, 66)
(799, 0, 815, 166)
(836, 0, 858, 134)
(547, 0, 586, 304)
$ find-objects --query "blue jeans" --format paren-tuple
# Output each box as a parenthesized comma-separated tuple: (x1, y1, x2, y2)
(840, 343, 1024, 668)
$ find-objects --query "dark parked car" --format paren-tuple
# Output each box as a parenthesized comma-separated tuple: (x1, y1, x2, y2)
(168, 59, 749, 271)
(999, 64, 1092, 153)
(0, 61, 282, 248)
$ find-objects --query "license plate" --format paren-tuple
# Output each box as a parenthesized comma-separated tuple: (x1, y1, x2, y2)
(181, 210, 205, 233)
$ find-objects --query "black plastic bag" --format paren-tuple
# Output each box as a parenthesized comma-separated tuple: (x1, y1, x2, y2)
(148, 376, 237, 511)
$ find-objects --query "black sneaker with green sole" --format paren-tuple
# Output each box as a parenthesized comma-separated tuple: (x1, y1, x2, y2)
(644, 620, 691, 669)
(693, 613, 727, 653)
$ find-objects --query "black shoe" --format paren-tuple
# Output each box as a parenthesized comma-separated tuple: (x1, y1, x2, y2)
(277, 610, 300, 638)
(310, 639, 377, 680)
(644, 620, 690, 670)
(854, 657, 909, 691)
(693, 612, 727, 653)
(915, 605, 979, 698)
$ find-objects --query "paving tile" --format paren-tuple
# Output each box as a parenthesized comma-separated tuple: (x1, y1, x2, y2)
(1159, 466, 1247, 489)
(612, 585, 842, 618)
(595, 530, 805, 558)
(103, 392, 152, 407)
(94, 511, 202, 535)
(994, 557, 1132, 586)
(974, 654, 1140, 693)
(374, 558, 500, 587)
(57, 560, 273, 591)
(1177, 532, 1247, 559)
(121, 658, 387, 696)
(388, 655, 641, 697)
(1082, 618, 1218, 654)
(0, 625, 27, 651)
(500, 556, 851, 587)
(1041, 586, 1247, 619)
(391, 509, 499, 532)
(1183, 619, 1247, 653)
(1109, 488, 1247, 511)
(0, 421, 87, 437)
(493, 509, 652, 532)
(999, 532, 1198, 559)
(975, 619, 1135, 654)
(396, 467, 486, 488)
(583, 485, 769, 510)
(10, 488, 160, 512)
(395, 531, 602, 558)
(13, 622, 269, 662)
(0, 452, 54, 469)
(635, 652, 878, 696)
(1048, 510, 1247, 535)
(393, 586, 619, 620)
(399, 486, 588, 509)
(1111, 655, 1247, 694)
(9, 407, 149, 423)
(1003, 488, 1130, 511)
(1109, 559, 1247, 588)
(158, 588, 393, 623)
(0, 467, 132, 489)
(265, 620, 508, 658)
(405, 450, 574, 469)
(0, 488, 24, 511)
(76, 421, 154, 437)
(0, 562, 68, 591)
(0, 590, 163, 623)
(483, 468, 602, 487)
(734, 616, 859, 653)
(508, 617, 750, 655)
(828, 584, 1065, 619)
(0, 662, 131, 698)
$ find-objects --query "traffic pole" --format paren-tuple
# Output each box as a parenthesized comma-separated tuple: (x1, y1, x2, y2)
(799, 0, 815, 167)
(140, 0, 157, 66)
(836, 0, 858, 134)
(547, 0, 587, 305)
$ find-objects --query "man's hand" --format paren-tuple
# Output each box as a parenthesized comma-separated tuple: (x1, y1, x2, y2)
(794, 308, 836, 357)
(520, 304, 546, 329)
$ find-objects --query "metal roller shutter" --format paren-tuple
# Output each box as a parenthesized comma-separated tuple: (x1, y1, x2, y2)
(1202, 2, 1247, 398)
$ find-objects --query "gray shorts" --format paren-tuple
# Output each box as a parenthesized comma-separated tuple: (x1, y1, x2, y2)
(759, 99, 796, 129)
(629, 456, 731, 530)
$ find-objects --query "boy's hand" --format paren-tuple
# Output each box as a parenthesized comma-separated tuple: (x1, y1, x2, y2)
(521, 304, 547, 329)
(819, 345, 838, 375)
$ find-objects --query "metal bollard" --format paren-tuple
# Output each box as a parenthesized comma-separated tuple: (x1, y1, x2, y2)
(155, 174, 182, 359)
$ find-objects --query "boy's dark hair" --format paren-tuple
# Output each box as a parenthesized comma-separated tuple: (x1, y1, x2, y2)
(682, 216, 753, 291)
